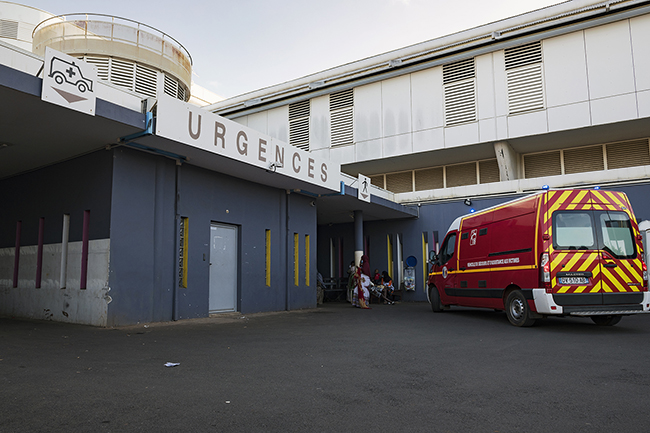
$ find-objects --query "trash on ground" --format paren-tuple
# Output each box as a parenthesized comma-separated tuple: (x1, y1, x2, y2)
(164, 362, 180, 367)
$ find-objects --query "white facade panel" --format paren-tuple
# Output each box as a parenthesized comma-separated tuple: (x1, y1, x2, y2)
(382, 75, 412, 137)
(496, 115, 508, 140)
(411, 67, 444, 131)
(479, 118, 497, 142)
(413, 128, 444, 154)
(444, 122, 479, 148)
(637, 89, 650, 118)
(354, 82, 383, 142)
(356, 138, 383, 162)
(584, 20, 635, 100)
(232, 115, 249, 127)
(247, 112, 269, 133)
(492, 50, 508, 117)
(547, 102, 591, 132)
(476, 53, 496, 120)
(310, 95, 330, 150)
(630, 15, 650, 92)
(383, 132, 412, 157)
(329, 144, 355, 166)
(267, 106, 289, 144)
(590, 93, 638, 125)
(507, 110, 548, 138)
(543, 32, 589, 108)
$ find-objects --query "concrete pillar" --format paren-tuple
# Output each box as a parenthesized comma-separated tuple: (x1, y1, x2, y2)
(354, 210, 363, 266)
(494, 141, 520, 181)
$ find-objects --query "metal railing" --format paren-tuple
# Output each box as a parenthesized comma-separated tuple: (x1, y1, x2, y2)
(32, 13, 192, 78)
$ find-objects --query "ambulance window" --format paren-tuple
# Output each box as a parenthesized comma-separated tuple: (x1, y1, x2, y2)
(553, 212, 596, 250)
(598, 211, 635, 259)
(440, 233, 457, 264)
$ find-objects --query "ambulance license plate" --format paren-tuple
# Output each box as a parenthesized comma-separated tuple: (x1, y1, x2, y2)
(559, 277, 589, 285)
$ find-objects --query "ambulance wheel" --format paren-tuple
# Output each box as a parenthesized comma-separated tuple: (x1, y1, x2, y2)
(505, 290, 536, 327)
(429, 286, 443, 312)
(590, 315, 622, 326)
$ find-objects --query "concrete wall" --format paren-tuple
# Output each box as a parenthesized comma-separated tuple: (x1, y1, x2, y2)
(0, 150, 113, 326)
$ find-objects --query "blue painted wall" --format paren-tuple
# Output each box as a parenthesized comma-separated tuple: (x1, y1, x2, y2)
(318, 183, 650, 302)
(0, 150, 113, 248)
(105, 148, 318, 325)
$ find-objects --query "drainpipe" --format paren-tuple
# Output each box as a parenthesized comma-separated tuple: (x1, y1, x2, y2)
(172, 161, 181, 320)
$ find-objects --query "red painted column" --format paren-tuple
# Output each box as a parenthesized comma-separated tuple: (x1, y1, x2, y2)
(80, 210, 90, 290)
(13, 221, 21, 288)
(36, 217, 45, 288)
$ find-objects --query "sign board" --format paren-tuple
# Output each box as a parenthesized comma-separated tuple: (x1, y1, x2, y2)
(358, 174, 371, 202)
(42, 47, 97, 116)
(155, 95, 342, 192)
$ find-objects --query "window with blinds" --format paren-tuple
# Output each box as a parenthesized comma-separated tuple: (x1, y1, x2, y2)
(523, 138, 650, 179)
(505, 41, 544, 115)
(330, 89, 354, 146)
(564, 145, 604, 174)
(289, 100, 310, 151)
(606, 139, 650, 169)
(524, 151, 561, 178)
(370, 175, 385, 189)
(443, 58, 476, 126)
(446, 162, 478, 187)
(415, 167, 444, 191)
(386, 171, 413, 193)
(479, 159, 500, 184)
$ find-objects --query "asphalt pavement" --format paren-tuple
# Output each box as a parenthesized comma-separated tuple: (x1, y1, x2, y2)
(1, 301, 650, 432)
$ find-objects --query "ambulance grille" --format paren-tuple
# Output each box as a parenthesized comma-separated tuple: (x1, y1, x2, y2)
(386, 171, 413, 193)
(479, 159, 500, 184)
(524, 151, 561, 178)
(415, 167, 444, 191)
(446, 162, 477, 187)
(564, 145, 604, 174)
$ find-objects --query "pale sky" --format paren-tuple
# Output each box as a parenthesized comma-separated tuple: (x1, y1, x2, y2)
(21, 0, 564, 99)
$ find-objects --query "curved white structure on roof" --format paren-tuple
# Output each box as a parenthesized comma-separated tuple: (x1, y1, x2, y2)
(32, 13, 192, 101)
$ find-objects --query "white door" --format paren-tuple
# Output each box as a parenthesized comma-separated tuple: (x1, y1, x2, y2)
(209, 223, 238, 313)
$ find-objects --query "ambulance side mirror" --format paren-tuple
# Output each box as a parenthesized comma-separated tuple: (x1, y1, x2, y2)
(429, 250, 439, 264)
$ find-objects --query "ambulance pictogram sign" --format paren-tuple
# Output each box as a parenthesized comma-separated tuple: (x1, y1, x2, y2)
(42, 47, 97, 116)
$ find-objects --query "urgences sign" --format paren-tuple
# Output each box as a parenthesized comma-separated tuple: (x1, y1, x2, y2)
(156, 95, 341, 191)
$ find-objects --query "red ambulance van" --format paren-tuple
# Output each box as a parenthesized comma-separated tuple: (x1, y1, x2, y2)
(428, 189, 649, 326)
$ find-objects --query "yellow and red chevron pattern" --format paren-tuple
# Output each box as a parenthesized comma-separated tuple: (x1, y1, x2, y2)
(544, 189, 644, 294)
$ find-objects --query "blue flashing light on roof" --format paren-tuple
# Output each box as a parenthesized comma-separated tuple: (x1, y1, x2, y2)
(594, 186, 601, 190)
(542, 185, 550, 190)
(470, 208, 476, 213)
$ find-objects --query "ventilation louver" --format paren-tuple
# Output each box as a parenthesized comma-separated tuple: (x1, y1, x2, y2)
(330, 89, 354, 146)
(505, 42, 544, 115)
(289, 100, 310, 151)
(524, 151, 561, 178)
(443, 58, 476, 126)
(0, 20, 19, 39)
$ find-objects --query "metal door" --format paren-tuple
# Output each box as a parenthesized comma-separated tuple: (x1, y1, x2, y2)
(209, 223, 238, 313)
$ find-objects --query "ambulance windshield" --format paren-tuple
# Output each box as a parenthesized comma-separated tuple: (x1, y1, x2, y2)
(553, 210, 636, 258)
